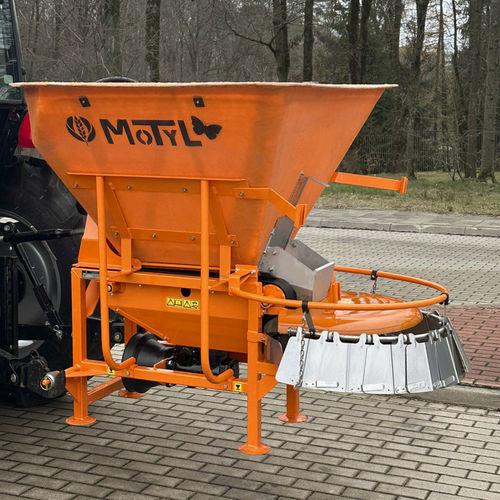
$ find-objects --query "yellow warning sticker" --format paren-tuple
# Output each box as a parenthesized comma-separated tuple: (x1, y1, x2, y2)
(166, 297, 199, 310)
(233, 382, 243, 393)
(106, 366, 115, 376)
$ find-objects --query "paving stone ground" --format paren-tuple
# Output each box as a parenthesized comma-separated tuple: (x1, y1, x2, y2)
(448, 306, 500, 389)
(1, 380, 500, 500)
(1, 226, 500, 499)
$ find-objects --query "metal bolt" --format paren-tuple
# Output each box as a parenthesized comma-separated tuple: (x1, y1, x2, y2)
(109, 293, 113, 297)
(138, 284, 142, 287)
(210, 290, 215, 294)
(127, 185, 132, 190)
(269, 266, 274, 272)
(190, 236, 196, 241)
(239, 191, 244, 197)
(261, 337, 266, 342)
(152, 233, 157, 239)
(235, 267, 240, 272)
(10, 373, 17, 383)
(230, 239, 235, 245)
(126, 371, 130, 376)
(113, 231, 119, 236)
(250, 270, 256, 275)
(73, 183, 79, 188)
(182, 187, 188, 192)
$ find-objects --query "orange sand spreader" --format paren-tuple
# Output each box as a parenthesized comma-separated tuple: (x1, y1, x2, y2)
(17, 82, 470, 454)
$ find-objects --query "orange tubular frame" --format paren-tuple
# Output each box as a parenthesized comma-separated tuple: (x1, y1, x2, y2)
(96, 176, 135, 372)
(64, 172, 447, 455)
(200, 180, 233, 384)
(229, 266, 449, 311)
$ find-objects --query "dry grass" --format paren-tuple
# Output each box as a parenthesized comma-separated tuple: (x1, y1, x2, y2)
(317, 171, 500, 216)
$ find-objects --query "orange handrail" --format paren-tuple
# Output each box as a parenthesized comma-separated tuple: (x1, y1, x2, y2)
(96, 176, 135, 371)
(229, 265, 448, 311)
(200, 180, 233, 384)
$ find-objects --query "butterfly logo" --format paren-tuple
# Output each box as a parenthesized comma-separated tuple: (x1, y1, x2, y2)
(191, 116, 222, 140)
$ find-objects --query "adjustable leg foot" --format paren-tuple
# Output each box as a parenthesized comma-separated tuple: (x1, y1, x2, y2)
(117, 389, 145, 399)
(239, 442, 271, 455)
(278, 412, 307, 423)
(278, 384, 307, 423)
(66, 415, 96, 426)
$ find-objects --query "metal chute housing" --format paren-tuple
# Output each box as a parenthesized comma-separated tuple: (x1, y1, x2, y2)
(276, 312, 471, 394)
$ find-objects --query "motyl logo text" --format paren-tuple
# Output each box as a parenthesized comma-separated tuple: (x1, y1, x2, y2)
(65, 115, 222, 147)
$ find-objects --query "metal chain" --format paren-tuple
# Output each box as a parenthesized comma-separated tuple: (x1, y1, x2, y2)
(370, 270, 378, 294)
(295, 320, 307, 390)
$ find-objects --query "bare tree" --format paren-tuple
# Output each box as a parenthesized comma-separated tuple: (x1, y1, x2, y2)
(347, 0, 360, 83)
(479, 0, 499, 182)
(273, 0, 290, 81)
(303, 0, 314, 81)
(101, 0, 122, 76)
(465, 0, 484, 178)
(359, 0, 372, 83)
(145, 0, 161, 82)
(347, 0, 373, 84)
(405, 0, 430, 179)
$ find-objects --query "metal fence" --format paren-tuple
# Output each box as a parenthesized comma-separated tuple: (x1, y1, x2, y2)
(344, 130, 500, 174)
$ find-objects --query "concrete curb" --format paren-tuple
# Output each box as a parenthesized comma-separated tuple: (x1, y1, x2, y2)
(404, 385, 500, 410)
(305, 208, 500, 238)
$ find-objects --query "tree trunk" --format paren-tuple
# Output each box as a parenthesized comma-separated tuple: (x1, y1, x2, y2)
(303, 0, 314, 81)
(272, 0, 290, 82)
(388, 0, 403, 81)
(465, 0, 484, 178)
(347, 0, 360, 83)
(406, 0, 430, 180)
(102, 0, 122, 76)
(53, 0, 62, 61)
(359, 0, 372, 83)
(478, 0, 499, 182)
(145, 0, 162, 82)
(436, 0, 447, 171)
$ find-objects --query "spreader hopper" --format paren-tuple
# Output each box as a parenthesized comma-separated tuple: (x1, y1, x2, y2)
(17, 82, 470, 455)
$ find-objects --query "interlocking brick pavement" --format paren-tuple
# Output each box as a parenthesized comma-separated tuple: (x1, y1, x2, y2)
(448, 306, 500, 389)
(1, 227, 500, 499)
(2, 384, 500, 500)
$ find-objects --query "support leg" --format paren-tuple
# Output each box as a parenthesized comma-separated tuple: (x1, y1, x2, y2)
(66, 376, 96, 426)
(239, 300, 271, 455)
(65, 269, 95, 425)
(278, 384, 307, 423)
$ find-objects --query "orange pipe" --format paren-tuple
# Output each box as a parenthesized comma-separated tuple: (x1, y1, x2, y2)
(200, 180, 233, 384)
(229, 265, 448, 311)
(96, 176, 135, 371)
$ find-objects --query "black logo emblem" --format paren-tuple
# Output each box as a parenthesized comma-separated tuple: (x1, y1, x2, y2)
(191, 115, 222, 140)
(66, 116, 96, 144)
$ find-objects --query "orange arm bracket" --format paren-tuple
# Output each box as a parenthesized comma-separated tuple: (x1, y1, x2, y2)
(235, 187, 307, 228)
(330, 172, 407, 194)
